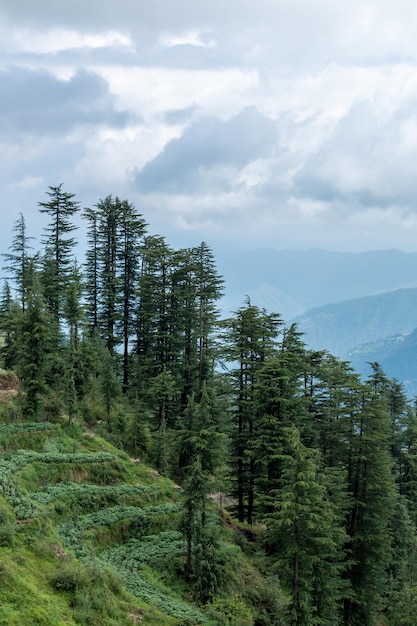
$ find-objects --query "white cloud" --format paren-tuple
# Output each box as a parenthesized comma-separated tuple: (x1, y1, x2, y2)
(3, 1, 417, 254)
(9, 28, 133, 54)
(159, 30, 216, 49)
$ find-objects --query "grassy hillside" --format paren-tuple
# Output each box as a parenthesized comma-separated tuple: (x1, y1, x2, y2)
(0, 415, 285, 626)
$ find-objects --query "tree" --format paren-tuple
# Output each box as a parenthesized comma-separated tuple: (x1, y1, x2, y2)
(38, 184, 80, 322)
(116, 200, 147, 392)
(2, 212, 34, 312)
(254, 348, 309, 521)
(134, 236, 175, 395)
(83, 206, 100, 331)
(266, 427, 346, 626)
(190, 242, 224, 392)
(146, 367, 177, 474)
(15, 281, 53, 419)
(342, 380, 396, 625)
(99, 342, 121, 428)
(63, 262, 84, 424)
(95, 195, 120, 354)
(222, 300, 281, 523)
(179, 385, 226, 601)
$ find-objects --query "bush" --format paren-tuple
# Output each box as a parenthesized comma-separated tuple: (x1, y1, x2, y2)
(207, 594, 254, 626)
(0, 505, 14, 546)
(0, 523, 14, 547)
(49, 561, 85, 591)
(0, 505, 13, 526)
(73, 587, 94, 624)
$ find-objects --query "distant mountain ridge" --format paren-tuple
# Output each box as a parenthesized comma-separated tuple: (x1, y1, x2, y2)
(290, 288, 417, 356)
(216, 246, 417, 392)
(217, 247, 417, 319)
(347, 330, 417, 394)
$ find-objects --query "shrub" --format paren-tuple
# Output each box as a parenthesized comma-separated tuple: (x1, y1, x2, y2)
(0, 505, 13, 526)
(73, 587, 94, 624)
(49, 561, 86, 591)
(207, 595, 254, 626)
(0, 523, 14, 547)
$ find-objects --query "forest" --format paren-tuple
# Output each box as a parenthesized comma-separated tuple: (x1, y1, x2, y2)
(1, 183, 417, 625)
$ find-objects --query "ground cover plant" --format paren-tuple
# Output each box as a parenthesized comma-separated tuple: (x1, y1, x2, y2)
(0, 415, 275, 625)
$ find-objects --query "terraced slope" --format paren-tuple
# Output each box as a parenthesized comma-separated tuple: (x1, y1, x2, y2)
(0, 421, 208, 625)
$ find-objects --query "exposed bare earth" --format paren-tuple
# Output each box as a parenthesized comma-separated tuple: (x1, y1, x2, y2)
(0, 370, 19, 403)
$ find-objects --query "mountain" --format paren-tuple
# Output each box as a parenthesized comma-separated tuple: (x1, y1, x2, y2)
(290, 287, 417, 356)
(347, 329, 417, 394)
(216, 247, 417, 319)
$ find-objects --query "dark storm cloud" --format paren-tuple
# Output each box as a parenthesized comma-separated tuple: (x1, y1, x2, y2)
(0, 68, 133, 135)
(136, 107, 277, 192)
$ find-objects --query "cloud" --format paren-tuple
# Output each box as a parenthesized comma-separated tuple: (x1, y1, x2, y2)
(136, 107, 277, 192)
(162, 105, 200, 126)
(4, 1, 417, 71)
(294, 97, 417, 211)
(10, 28, 133, 55)
(159, 30, 216, 49)
(2, 0, 417, 256)
(0, 68, 133, 135)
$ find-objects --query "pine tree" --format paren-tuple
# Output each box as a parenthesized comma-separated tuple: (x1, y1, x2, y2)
(254, 349, 308, 520)
(221, 300, 281, 522)
(63, 262, 84, 424)
(95, 195, 120, 354)
(83, 206, 100, 331)
(190, 242, 224, 392)
(266, 427, 346, 626)
(343, 380, 396, 625)
(116, 200, 147, 392)
(2, 212, 34, 312)
(15, 280, 53, 419)
(0, 281, 21, 370)
(134, 236, 176, 394)
(146, 367, 176, 474)
(38, 184, 80, 322)
(179, 385, 226, 601)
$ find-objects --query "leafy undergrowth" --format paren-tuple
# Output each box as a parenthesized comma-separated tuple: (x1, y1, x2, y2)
(0, 418, 286, 625)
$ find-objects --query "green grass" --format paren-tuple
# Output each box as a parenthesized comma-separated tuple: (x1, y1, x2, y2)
(0, 417, 283, 625)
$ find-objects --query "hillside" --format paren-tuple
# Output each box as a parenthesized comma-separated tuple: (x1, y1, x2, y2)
(216, 247, 417, 319)
(0, 417, 282, 626)
(290, 287, 417, 356)
(347, 328, 417, 394)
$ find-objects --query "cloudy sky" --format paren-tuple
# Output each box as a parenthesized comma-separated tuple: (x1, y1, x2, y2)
(2, 0, 417, 256)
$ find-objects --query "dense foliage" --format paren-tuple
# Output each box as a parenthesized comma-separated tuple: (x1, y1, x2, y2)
(1, 184, 417, 624)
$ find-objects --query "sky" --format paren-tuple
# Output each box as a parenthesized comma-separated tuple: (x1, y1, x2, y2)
(2, 0, 417, 256)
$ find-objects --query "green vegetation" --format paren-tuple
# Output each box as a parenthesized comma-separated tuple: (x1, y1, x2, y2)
(1, 185, 417, 624)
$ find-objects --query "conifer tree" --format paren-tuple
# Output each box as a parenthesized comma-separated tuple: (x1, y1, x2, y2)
(343, 381, 396, 625)
(266, 426, 346, 626)
(146, 366, 176, 474)
(83, 206, 100, 331)
(15, 280, 53, 419)
(190, 242, 224, 392)
(222, 300, 281, 522)
(254, 350, 308, 520)
(117, 200, 147, 392)
(38, 184, 80, 323)
(63, 262, 84, 423)
(179, 385, 225, 601)
(135, 236, 176, 394)
(95, 195, 120, 354)
(2, 213, 34, 312)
